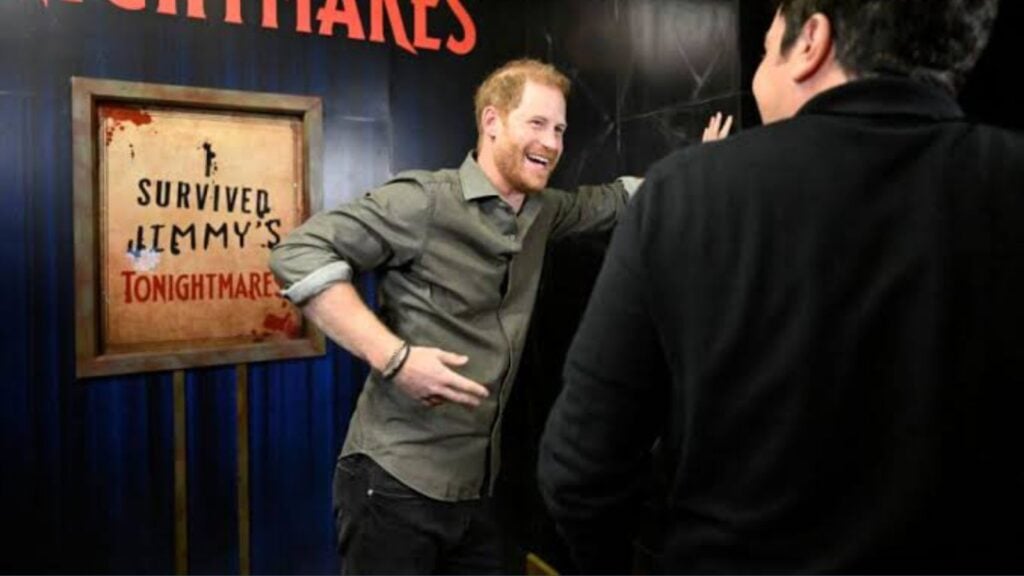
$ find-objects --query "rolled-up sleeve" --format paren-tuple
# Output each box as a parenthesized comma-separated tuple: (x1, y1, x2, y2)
(269, 178, 432, 305)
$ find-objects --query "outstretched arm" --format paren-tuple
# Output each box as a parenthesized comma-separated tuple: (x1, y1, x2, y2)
(549, 111, 733, 238)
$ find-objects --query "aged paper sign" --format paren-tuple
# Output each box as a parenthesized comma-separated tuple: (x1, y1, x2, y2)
(99, 104, 303, 347)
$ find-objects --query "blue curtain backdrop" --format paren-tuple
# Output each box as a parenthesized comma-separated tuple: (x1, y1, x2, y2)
(9, 0, 1020, 572)
(8, 0, 1021, 572)
(0, 1, 526, 572)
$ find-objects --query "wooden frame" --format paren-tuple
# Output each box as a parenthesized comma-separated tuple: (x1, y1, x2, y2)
(72, 77, 325, 378)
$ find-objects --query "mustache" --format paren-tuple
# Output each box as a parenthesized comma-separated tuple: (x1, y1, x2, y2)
(525, 147, 558, 162)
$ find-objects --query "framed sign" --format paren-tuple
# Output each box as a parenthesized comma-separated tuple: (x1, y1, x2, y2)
(72, 77, 325, 378)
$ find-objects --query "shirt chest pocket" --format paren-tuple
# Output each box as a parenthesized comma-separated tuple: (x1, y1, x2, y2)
(422, 250, 509, 318)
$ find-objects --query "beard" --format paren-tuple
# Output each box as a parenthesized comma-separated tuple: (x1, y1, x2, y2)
(493, 139, 558, 194)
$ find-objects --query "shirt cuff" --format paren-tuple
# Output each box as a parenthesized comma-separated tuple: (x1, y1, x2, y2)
(617, 176, 644, 198)
(280, 260, 354, 304)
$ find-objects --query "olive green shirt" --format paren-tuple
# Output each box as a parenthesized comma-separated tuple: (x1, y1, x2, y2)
(269, 153, 634, 501)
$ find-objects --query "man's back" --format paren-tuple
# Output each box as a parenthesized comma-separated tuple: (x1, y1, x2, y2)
(647, 79, 1024, 572)
(543, 78, 1024, 573)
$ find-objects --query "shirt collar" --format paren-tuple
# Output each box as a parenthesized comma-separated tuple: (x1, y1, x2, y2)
(797, 77, 964, 121)
(459, 152, 503, 202)
(457, 152, 541, 226)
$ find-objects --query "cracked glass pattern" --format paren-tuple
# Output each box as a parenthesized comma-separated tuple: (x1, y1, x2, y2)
(527, 0, 742, 187)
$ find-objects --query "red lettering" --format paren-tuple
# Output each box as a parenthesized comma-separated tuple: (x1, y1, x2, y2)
(155, 0, 206, 18)
(134, 274, 152, 303)
(235, 274, 250, 299)
(188, 0, 206, 19)
(446, 0, 475, 55)
(295, 0, 313, 33)
(110, 0, 144, 10)
(249, 272, 262, 299)
(264, 0, 313, 32)
(219, 273, 234, 299)
(122, 270, 136, 304)
(316, 0, 365, 39)
(188, 274, 201, 300)
(43, 0, 475, 57)
(411, 0, 440, 52)
(260, 0, 311, 29)
(370, 0, 414, 54)
(175, 275, 191, 300)
(262, 0, 279, 29)
(153, 274, 168, 302)
(264, 272, 277, 298)
(205, 273, 217, 298)
(119, 271, 286, 303)
(225, 0, 242, 23)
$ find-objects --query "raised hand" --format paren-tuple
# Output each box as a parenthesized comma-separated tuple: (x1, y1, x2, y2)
(702, 111, 734, 142)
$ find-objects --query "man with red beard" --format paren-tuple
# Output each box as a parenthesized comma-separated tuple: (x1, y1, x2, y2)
(270, 58, 730, 574)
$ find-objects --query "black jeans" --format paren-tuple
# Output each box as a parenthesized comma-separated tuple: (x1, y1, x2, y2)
(333, 453, 507, 575)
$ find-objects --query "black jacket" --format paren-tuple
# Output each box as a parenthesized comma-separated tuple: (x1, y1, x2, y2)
(539, 78, 1024, 574)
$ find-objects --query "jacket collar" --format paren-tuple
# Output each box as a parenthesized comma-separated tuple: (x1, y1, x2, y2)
(797, 77, 964, 121)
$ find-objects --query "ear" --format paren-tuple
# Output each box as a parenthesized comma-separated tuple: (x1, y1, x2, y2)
(481, 105, 502, 141)
(788, 13, 834, 83)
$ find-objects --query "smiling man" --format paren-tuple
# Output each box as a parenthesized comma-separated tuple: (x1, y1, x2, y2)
(270, 58, 730, 574)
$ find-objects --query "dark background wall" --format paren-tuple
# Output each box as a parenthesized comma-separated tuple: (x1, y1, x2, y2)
(0, 1, 739, 573)
(0, 2, 533, 573)
(737, 0, 1024, 132)
(501, 1, 741, 570)
(1, 0, 1019, 574)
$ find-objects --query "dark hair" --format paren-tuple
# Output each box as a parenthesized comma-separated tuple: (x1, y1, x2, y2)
(774, 0, 999, 93)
